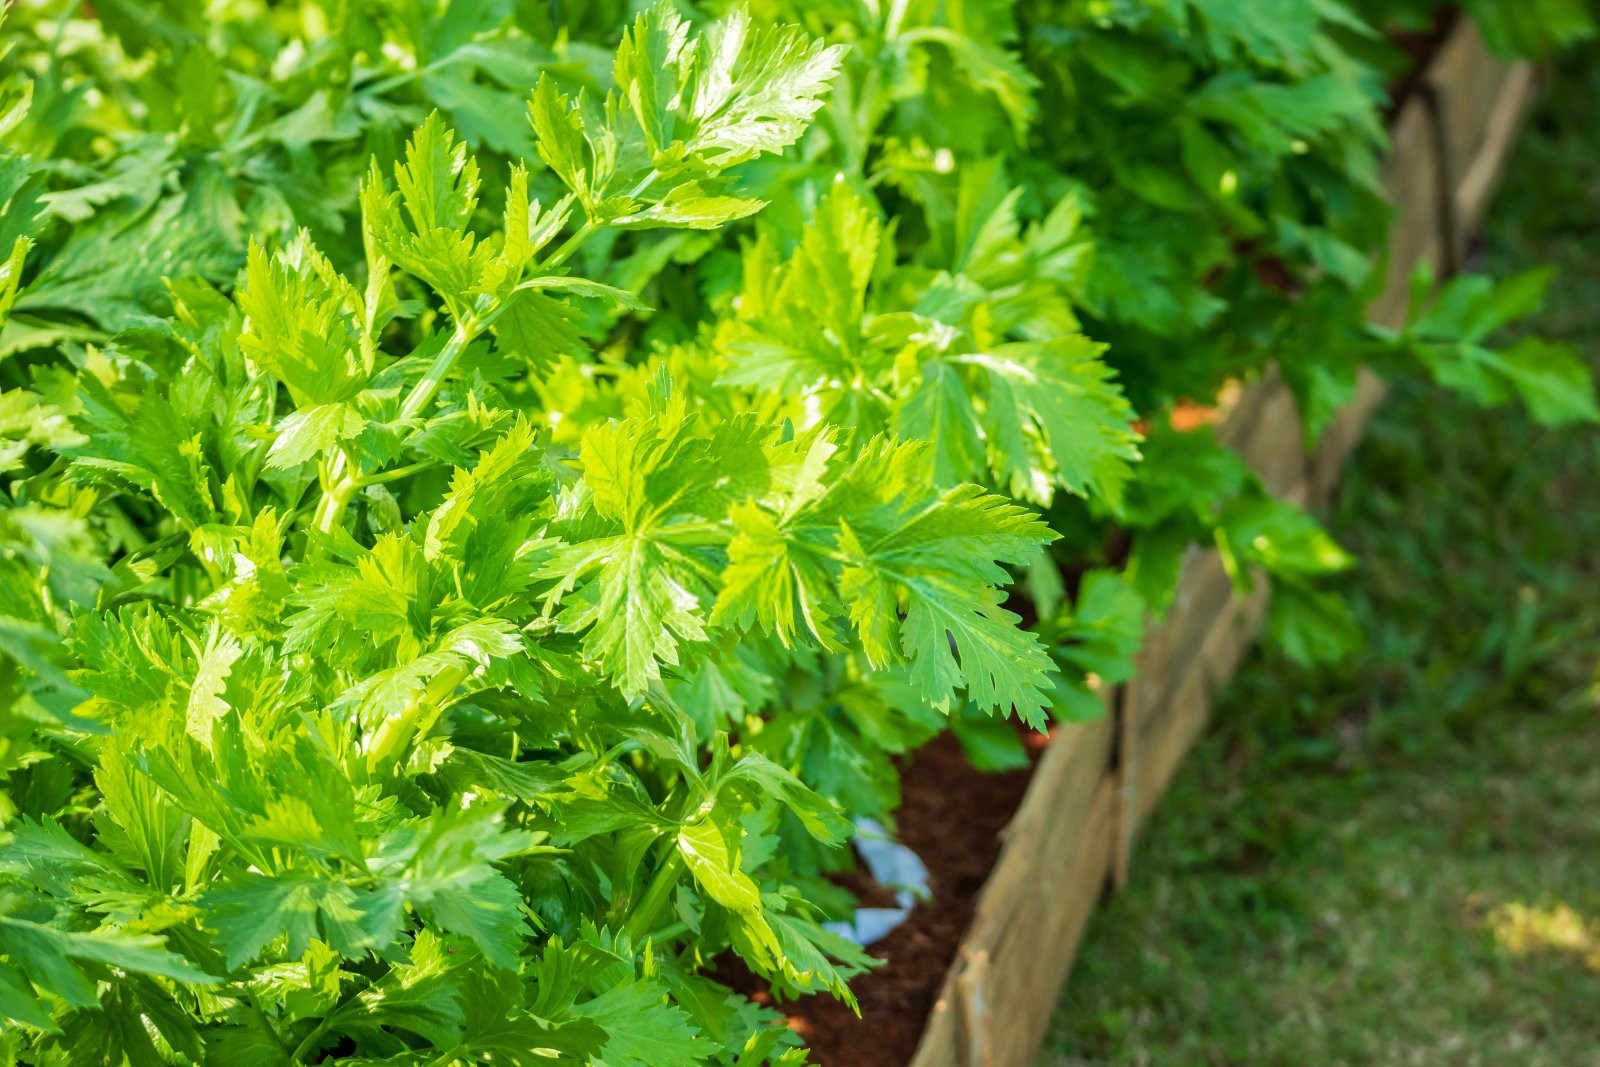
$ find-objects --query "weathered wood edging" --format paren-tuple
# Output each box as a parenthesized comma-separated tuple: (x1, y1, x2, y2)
(906, 21, 1536, 1067)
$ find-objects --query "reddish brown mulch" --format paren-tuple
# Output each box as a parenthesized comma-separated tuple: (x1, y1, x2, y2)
(759, 728, 1050, 1066)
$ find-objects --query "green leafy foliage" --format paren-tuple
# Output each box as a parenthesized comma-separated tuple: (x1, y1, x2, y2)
(0, 0, 1593, 1062)
(1390, 264, 1600, 426)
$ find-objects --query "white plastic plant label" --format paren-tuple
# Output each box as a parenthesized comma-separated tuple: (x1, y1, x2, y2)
(822, 817, 932, 946)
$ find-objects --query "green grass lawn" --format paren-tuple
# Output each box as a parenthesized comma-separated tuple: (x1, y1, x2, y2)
(1042, 46, 1600, 1067)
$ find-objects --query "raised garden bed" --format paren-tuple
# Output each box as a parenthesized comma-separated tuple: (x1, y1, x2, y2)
(783, 18, 1541, 1067)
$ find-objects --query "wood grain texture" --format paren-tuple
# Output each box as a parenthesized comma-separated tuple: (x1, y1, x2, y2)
(1453, 61, 1537, 248)
(1311, 57, 1534, 504)
(907, 715, 1114, 1067)
(1427, 21, 1514, 230)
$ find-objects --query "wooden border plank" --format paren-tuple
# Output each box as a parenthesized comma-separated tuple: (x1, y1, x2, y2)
(1314, 58, 1535, 502)
(908, 715, 1114, 1067)
(1427, 21, 1516, 225)
(899, 23, 1538, 1067)
(1453, 61, 1538, 248)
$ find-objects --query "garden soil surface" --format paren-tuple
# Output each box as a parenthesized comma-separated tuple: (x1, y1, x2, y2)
(738, 728, 1051, 1066)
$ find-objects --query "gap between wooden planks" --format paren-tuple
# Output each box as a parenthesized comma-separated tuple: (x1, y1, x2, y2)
(905, 20, 1538, 1067)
